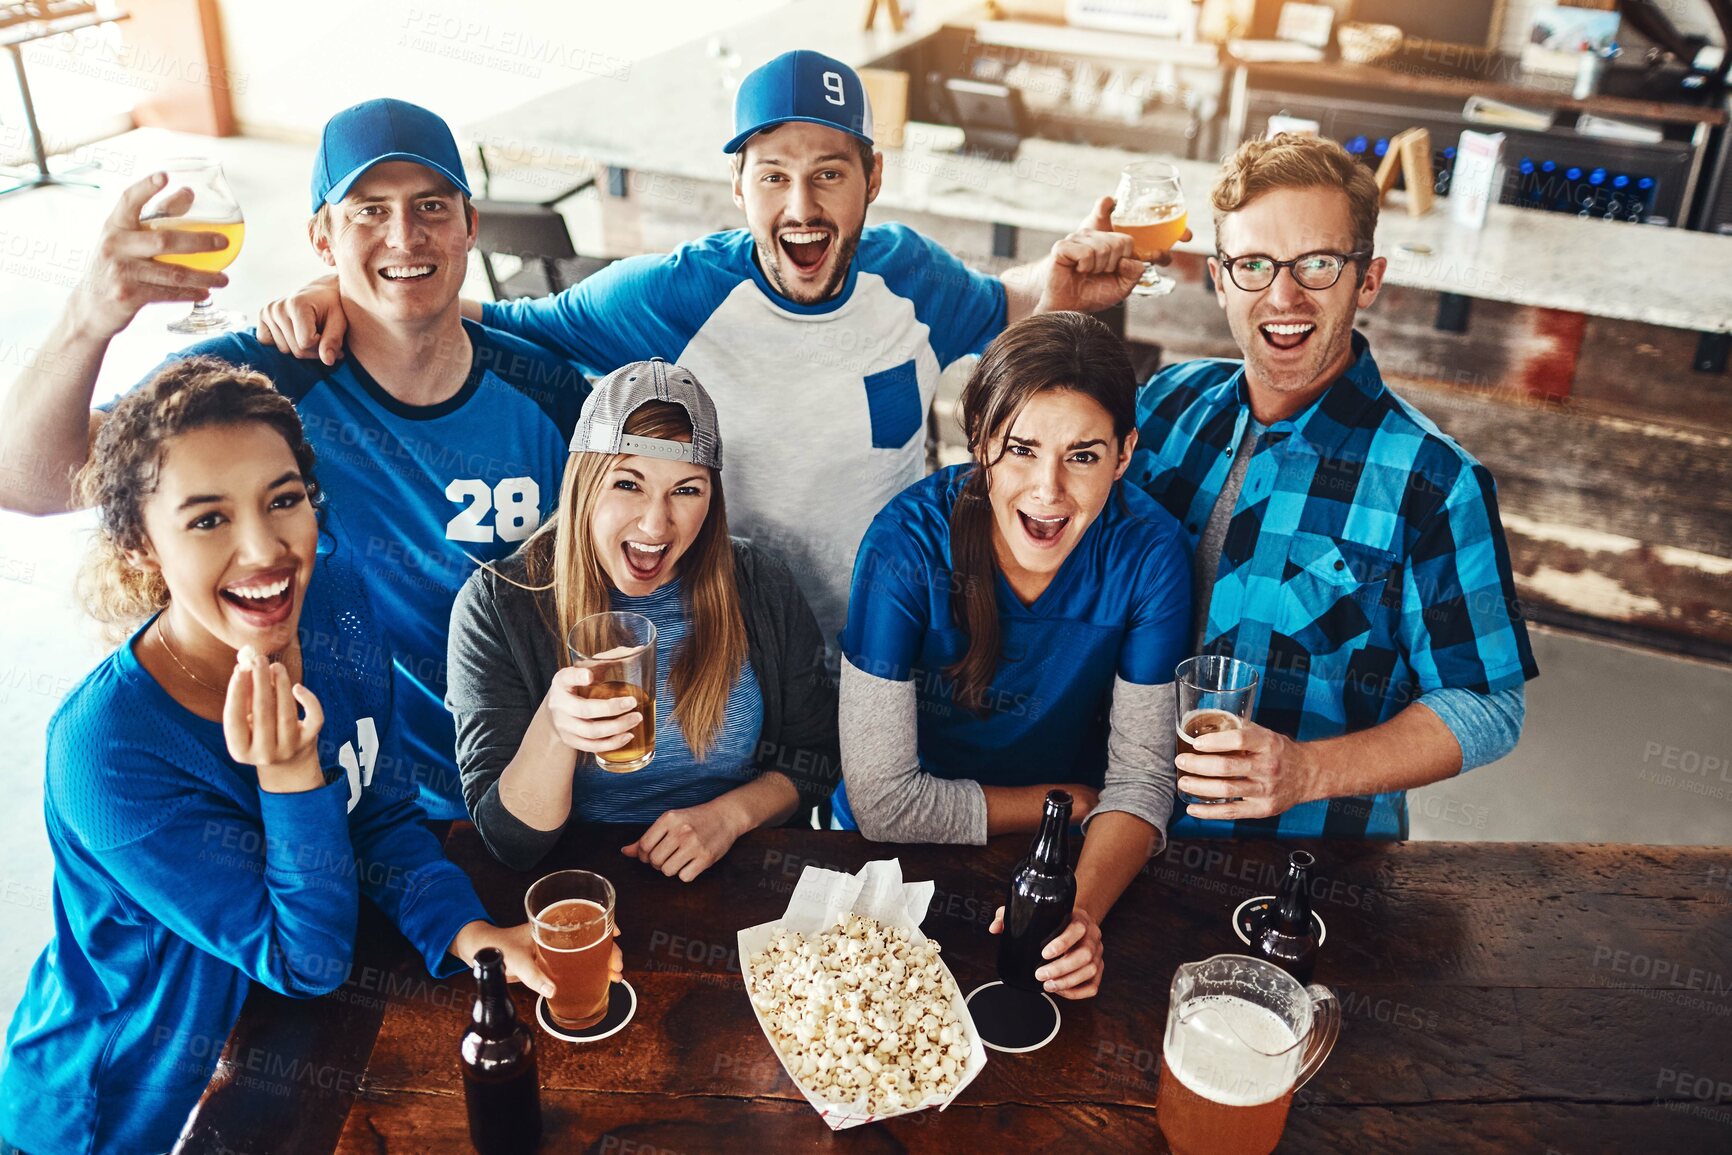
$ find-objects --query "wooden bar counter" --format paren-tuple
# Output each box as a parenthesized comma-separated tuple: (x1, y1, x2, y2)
(175, 825, 1731, 1153)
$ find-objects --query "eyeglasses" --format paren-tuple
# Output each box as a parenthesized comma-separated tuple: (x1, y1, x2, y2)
(1216, 250, 1370, 292)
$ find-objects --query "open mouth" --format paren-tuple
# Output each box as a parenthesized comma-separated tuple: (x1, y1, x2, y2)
(220, 570, 296, 627)
(1258, 320, 1316, 352)
(379, 263, 436, 284)
(777, 229, 832, 274)
(621, 540, 672, 583)
(1018, 510, 1070, 547)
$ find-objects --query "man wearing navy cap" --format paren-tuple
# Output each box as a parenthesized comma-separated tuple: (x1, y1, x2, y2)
(254, 52, 1174, 640)
(0, 99, 590, 822)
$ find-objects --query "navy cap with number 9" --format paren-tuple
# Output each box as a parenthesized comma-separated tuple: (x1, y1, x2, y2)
(723, 49, 874, 155)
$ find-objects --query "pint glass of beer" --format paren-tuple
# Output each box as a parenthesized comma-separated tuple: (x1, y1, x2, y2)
(1175, 655, 1259, 806)
(567, 611, 657, 773)
(525, 870, 618, 1031)
(1157, 954, 1339, 1155)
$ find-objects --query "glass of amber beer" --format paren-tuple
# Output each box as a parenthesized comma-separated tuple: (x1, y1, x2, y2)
(526, 870, 618, 1031)
(1157, 954, 1340, 1155)
(1111, 161, 1187, 297)
(567, 611, 657, 772)
(140, 158, 247, 334)
(1175, 655, 1259, 807)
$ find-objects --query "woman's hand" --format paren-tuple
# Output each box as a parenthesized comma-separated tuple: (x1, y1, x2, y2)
(449, 921, 557, 998)
(254, 273, 348, 365)
(541, 666, 644, 756)
(988, 905, 1105, 1000)
(622, 798, 745, 883)
(224, 649, 325, 793)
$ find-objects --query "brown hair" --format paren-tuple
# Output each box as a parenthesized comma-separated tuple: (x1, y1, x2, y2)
(1212, 133, 1380, 265)
(946, 312, 1136, 714)
(75, 356, 321, 638)
(519, 402, 747, 759)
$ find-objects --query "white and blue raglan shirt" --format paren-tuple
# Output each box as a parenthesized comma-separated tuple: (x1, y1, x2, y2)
(482, 224, 1008, 638)
(0, 554, 489, 1155)
(107, 321, 589, 819)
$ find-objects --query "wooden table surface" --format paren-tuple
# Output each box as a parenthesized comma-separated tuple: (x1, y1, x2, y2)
(177, 826, 1732, 1154)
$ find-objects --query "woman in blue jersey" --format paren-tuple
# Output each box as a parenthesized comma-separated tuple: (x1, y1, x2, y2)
(0, 358, 575, 1155)
(836, 311, 1192, 1000)
(448, 358, 838, 880)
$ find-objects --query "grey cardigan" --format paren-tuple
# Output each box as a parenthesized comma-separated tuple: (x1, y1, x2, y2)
(447, 538, 840, 870)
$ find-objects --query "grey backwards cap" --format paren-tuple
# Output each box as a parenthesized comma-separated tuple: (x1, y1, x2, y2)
(571, 358, 723, 470)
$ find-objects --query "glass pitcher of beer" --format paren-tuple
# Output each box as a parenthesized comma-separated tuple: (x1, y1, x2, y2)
(1157, 954, 1340, 1155)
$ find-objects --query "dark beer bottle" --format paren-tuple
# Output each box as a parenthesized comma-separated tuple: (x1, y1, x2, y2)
(1254, 850, 1320, 985)
(462, 947, 541, 1155)
(997, 790, 1076, 991)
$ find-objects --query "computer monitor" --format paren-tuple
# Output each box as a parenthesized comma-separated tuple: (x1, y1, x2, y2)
(942, 77, 1028, 162)
(1349, 0, 1506, 52)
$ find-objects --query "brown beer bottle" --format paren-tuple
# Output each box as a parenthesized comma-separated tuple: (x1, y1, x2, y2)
(997, 790, 1076, 991)
(1254, 850, 1320, 985)
(462, 947, 542, 1155)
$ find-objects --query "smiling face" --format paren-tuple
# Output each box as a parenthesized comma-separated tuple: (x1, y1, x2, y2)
(589, 450, 714, 597)
(985, 389, 1136, 600)
(1209, 185, 1385, 420)
(313, 160, 476, 327)
(130, 422, 319, 663)
(731, 121, 881, 305)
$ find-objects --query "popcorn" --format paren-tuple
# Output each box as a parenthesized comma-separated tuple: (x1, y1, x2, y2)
(748, 912, 971, 1115)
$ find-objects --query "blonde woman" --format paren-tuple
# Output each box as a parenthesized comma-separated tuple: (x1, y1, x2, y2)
(448, 359, 838, 879)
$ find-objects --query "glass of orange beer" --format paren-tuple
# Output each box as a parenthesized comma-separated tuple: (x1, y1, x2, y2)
(140, 158, 246, 334)
(1157, 954, 1339, 1155)
(526, 869, 618, 1031)
(1175, 655, 1259, 807)
(567, 611, 657, 773)
(1111, 160, 1187, 297)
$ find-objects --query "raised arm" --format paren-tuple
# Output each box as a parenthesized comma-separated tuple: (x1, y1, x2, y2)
(0, 173, 229, 513)
(999, 195, 1179, 324)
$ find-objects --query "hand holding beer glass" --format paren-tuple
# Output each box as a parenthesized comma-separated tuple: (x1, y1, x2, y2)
(1157, 954, 1339, 1155)
(1111, 161, 1188, 297)
(525, 870, 624, 1034)
(139, 158, 246, 334)
(1176, 655, 1259, 808)
(559, 611, 657, 772)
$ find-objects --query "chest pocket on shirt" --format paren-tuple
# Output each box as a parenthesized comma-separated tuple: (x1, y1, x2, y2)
(863, 359, 923, 450)
(1277, 532, 1396, 654)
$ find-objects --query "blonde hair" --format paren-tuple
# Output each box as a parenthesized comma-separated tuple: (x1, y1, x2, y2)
(1212, 133, 1380, 263)
(75, 356, 321, 641)
(518, 402, 748, 759)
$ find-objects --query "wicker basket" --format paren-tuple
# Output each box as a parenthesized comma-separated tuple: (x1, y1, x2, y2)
(1337, 22, 1403, 66)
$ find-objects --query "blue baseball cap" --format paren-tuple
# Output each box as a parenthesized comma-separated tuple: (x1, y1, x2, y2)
(310, 98, 471, 213)
(723, 50, 874, 155)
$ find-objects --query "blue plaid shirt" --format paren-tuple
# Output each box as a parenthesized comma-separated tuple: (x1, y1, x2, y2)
(1128, 333, 1538, 839)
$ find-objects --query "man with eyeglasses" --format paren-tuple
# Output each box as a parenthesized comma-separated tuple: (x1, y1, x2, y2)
(1127, 133, 1538, 839)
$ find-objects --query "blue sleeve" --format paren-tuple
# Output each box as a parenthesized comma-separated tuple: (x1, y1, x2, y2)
(1117, 508, 1194, 685)
(96, 333, 297, 412)
(840, 508, 934, 683)
(50, 733, 361, 998)
(1417, 684, 1525, 772)
(480, 246, 729, 376)
(1398, 464, 1539, 695)
(872, 225, 1007, 367)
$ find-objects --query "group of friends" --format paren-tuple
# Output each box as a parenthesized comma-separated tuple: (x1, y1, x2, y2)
(0, 49, 1536, 1155)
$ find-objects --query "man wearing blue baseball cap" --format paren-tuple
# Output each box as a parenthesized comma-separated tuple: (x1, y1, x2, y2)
(0, 98, 590, 822)
(253, 52, 1177, 640)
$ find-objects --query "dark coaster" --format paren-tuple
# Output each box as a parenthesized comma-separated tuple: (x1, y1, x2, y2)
(1232, 896, 1328, 948)
(535, 979, 636, 1043)
(965, 980, 1061, 1053)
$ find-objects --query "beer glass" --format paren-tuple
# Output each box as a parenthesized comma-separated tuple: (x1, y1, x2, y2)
(1175, 655, 1259, 807)
(1111, 161, 1187, 297)
(525, 870, 618, 1031)
(1157, 954, 1339, 1155)
(139, 158, 246, 334)
(567, 611, 657, 772)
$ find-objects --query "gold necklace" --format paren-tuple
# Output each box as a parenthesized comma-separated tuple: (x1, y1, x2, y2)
(156, 613, 228, 696)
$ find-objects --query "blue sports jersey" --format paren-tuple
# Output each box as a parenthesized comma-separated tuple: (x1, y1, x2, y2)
(482, 223, 1007, 638)
(114, 322, 588, 818)
(0, 555, 488, 1155)
(832, 464, 1191, 827)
